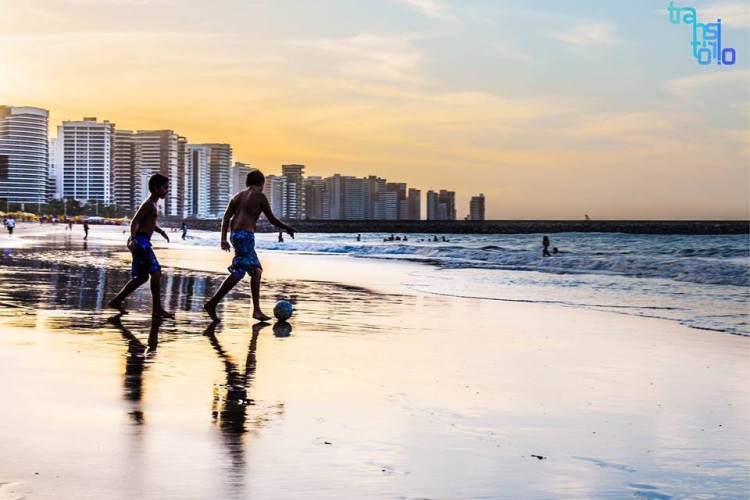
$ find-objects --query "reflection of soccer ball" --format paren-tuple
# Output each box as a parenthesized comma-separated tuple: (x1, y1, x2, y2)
(273, 322, 292, 337)
(273, 300, 294, 321)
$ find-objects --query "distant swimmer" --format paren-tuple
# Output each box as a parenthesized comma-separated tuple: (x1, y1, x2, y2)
(553, 247, 560, 254)
(356, 233, 361, 242)
(203, 170, 296, 323)
(542, 235, 551, 257)
(108, 173, 173, 319)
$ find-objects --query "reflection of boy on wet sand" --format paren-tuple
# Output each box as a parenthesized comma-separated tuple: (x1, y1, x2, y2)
(204, 170, 296, 322)
(108, 174, 174, 318)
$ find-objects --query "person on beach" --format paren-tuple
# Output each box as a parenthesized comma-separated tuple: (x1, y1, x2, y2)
(542, 235, 551, 257)
(278, 230, 284, 243)
(83, 220, 89, 241)
(203, 170, 296, 323)
(5, 217, 15, 236)
(108, 173, 173, 318)
(181, 221, 188, 240)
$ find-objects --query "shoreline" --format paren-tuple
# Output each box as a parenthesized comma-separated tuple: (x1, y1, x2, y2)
(164, 218, 750, 235)
(4, 223, 748, 337)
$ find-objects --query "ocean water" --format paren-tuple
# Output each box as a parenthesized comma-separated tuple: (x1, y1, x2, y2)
(182, 231, 750, 336)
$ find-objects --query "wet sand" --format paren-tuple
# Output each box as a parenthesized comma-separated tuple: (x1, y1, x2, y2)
(0, 224, 748, 499)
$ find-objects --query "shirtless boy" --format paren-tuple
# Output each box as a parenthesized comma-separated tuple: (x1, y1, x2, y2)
(204, 170, 296, 322)
(108, 173, 173, 318)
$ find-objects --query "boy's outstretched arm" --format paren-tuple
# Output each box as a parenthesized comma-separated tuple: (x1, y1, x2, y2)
(220, 197, 236, 251)
(260, 194, 296, 238)
(154, 224, 169, 242)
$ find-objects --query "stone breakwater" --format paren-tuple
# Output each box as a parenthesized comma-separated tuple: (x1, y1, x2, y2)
(164, 219, 749, 235)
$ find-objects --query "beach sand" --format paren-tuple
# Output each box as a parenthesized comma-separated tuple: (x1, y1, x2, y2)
(0, 224, 747, 499)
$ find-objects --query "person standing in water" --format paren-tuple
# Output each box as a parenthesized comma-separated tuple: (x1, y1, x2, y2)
(542, 235, 551, 257)
(204, 170, 296, 323)
(108, 173, 173, 318)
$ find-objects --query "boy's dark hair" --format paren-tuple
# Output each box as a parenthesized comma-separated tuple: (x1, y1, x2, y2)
(148, 173, 169, 193)
(246, 170, 265, 187)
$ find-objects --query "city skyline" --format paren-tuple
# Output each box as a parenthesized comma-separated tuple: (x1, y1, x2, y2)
(1, 1, 748, 219)
(2, 105, 470, 221)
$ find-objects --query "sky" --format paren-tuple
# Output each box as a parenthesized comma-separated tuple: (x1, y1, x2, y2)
(1, 0, 748, 219)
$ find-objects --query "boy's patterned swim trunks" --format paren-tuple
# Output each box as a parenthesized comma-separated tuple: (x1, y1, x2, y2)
(228, 230, 262, 278)
(131, 232, 161, 278)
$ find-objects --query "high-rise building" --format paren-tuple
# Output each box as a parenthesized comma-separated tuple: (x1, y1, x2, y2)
(305, 176, 326, 220)
(48, 138, 58, 201)
(0, 106, 49, 205)
(363, 175, 386, 220)
(264, 175, 288, 218)
(204, 144, 232, 217)
(386, 183, 407, 220)
(133, 130, 185, 216)
(469, 193, 485, 221)
(439, 190, 457, 220)
(383, 191, 398, 220)
(112, 130, 136, 212)
(343, 176, 365, 220)
(232, 162, 255, 194)
(407, 188, 421, 220)
(426, 190, 438, 220)
(324, 174, 344, 220)
(281, 164, 305, 220)
(175, 136, 188, 218)
(59, 117, 115, 206)
(188, 145, 210, 218)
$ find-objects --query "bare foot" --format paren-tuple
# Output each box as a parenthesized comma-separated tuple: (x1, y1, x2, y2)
(108, 300, 128, 315)
(253, 311, 272, 322)
(204, 302, 220, 323)
(152, 309, 174, 319)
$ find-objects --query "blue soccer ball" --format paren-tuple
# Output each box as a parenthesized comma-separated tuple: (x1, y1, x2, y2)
(273, 300, 294, 321)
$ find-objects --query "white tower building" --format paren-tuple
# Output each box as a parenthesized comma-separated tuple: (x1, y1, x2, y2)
(58, 117, 114, 206)
(0, 106, 49, 205)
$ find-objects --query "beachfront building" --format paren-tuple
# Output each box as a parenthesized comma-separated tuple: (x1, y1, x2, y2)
(58, 117, 115, 208)
(133, 130, 186, 217)
(264, 175, 288, 218)
(386, 182, 407, 220)
(204, 144, 232, 217)
(112, 130, 136, 212)
(407, 188, 421, 220)
(188, 145, 211, 218)
(324, 174, 344, 220)
(439, 190, 456, 220)
(48, 137, 58, 201)
(426, 189, 456, 220)
(363, 175, 386, 220)
(232, 162, 255, 194)
(281, 164, 305, 220)
(469, 193, 485, 221)
(343, 176, 366, 220)
(426, 190, 438, 220)
(0, 106, 49, 205)
(305, 176, 327, 220)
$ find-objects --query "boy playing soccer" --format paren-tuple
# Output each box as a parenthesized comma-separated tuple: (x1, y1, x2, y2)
(108, 173, 174, 318)
(204, 170, 296, 322)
